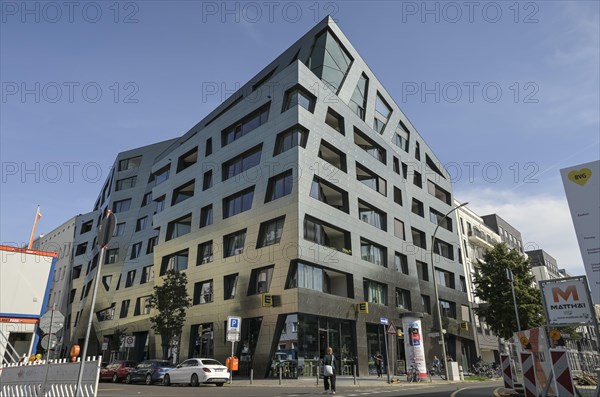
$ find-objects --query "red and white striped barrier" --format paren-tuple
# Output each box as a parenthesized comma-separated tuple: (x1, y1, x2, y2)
(501, 353, 514, 390)
(520, 352, 538, 397)
(550, 348, 576, 397)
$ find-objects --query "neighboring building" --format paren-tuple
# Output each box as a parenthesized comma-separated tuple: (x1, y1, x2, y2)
(455, 201, 502, 363)
(53, 17, 476, 377)
(481, 214, 524, 253)
(0, 246, 57, 365)
(526, 249, 561, 282)
(32, 216, 80, 356)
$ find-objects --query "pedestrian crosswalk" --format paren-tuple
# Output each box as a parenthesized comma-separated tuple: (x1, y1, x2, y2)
(283, 385, 436, 397)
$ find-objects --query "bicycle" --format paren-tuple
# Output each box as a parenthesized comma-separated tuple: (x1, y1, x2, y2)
(431, 363, 446, 380)
(406, 365, 421, 383)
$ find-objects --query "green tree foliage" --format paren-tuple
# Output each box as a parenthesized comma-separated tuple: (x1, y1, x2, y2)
(149, 269, 191, 360)
(472, 243, 545, 339)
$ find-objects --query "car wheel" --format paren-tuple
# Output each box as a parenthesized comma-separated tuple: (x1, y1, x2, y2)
(112, 374, 118, 383)
(145, 374, 153, 385)
(216, 383, 225, 387)
(164, 374, 171, 386)
(190, 374, 199, 387)
(125, 374, 132, 384)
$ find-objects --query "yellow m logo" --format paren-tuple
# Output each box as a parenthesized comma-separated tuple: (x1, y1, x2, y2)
(552, 285, 579, 302)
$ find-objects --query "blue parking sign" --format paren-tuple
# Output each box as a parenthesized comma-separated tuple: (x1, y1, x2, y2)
(227, 315, 242, 332)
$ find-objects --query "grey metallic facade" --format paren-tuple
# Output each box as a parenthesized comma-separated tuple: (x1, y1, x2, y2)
(61, 17, 475, 377)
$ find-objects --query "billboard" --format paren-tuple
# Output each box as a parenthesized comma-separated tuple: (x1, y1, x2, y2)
(560, 160, 600, 305)
(0, 245, 57, 318)
(539, 276, 595, 326)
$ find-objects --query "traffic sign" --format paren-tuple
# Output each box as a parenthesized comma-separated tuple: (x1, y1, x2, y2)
(39, 310, 65, 334)
(97, 211, 117, 247)
(386, 323, 397, 335)
(41, 334, 58, 350)
(226, 332, 240, 342)
(122, 335, 136, 348)
(227, 316, 242, 332)
(380, 317, 389, 325)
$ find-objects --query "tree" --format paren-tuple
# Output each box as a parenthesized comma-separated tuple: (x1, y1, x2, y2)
(149, 269, 191, 360)
(472, 243, 545, 339)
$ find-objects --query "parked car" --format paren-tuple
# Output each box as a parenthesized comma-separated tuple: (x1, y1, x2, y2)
(163, 358, 230, 387)
(125, 360, 175, 385)
(100, 360, 138, 383)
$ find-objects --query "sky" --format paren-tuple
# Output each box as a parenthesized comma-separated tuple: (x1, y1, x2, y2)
(1, 1, 598, 276)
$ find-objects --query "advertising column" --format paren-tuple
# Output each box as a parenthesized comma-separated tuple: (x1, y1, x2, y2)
(402, 313, 427, 378)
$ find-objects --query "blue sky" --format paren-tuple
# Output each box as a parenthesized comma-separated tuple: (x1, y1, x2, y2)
(1, 1, 598, 275)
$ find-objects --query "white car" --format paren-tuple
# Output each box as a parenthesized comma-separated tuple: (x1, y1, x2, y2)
(163, 358, 230, 387)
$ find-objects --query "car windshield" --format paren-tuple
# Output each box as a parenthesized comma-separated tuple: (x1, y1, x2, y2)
(154, 361, 175, 368)
(201, 359, 222, 366)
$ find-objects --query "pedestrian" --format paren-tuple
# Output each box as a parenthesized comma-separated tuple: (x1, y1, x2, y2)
(322, 346, 336, 395)
(432, 355, 441, 375)
(374, 351, 384, 378)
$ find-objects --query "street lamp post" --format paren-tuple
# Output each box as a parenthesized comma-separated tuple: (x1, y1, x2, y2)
(430, 201, 468, 381)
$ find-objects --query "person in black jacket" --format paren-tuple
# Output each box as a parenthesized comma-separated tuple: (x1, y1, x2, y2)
(322, 347, 336, 394)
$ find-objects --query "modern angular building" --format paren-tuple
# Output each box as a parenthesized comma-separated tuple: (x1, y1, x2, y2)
(57, 17, 475, 377)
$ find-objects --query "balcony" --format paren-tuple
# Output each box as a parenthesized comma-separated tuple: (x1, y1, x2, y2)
(468, 227, 498, 249)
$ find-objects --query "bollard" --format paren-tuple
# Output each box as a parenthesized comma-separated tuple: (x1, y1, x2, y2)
(459, 365, 464, 381)
(250, 368, 253, 384)
(279, 365, 282, 385)
(353, 364, 357, 385)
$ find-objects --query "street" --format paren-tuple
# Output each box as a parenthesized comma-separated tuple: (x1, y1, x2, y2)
(97, 379, 505, 397)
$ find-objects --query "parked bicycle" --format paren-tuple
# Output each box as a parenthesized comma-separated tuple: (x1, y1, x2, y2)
(406, 365, 421, 383)
(471, 361, 500, 378)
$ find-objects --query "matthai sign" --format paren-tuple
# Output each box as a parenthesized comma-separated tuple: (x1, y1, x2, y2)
(539, 276, 595, 326)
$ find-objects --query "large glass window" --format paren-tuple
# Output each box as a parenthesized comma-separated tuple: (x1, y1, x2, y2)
(416, 260, 429, 281)
(435, 268, 455, 289)
(427, 180, 452, 205)
(433, 238, 455, 260)
(166, 214, 192, 241)
(118, 156, 142, 171)
(411, 198, 424, 217)
(224, 229, 247, 258)
(135, 216, 147, 232)
(257, 216, 285, 248)
(283, 86, 316, 113)
(354, 127, 386, 164)
(363, 279, 387, 305)
(395, 252, 409, 274)
(221, 103, 270, 146)
(223, 187, 255, 219)
(310, 176, 349, 213)
(286, 261, 352, 298)
(373, 93, 392, 134)
(349, 73, 368, 120)
(199, 205, 213, 228)
(172, 179, 195, 206)
(358, 200, 386, 231)
(395, 288, 412, 310)
(153, 165, 170, 185)
(440, 299, 457, 318)
(193, 280, 213, 305)
(113, 199, 131, 213)
(324, 107, 345, 135)
(411, 228, 427, 249)
(116, 176, 137, 191)
(393, 121, 410, 152)
(308, 29, 353, 94)
(248, 265, 274, 295)
(222, 144, 262, 181)
(356, 163, 386, 196)
(430, 207, 453, 231)
(177, 147, 198, 173)
(265, 169, 293, 202)
(303, 216, 351, 253)
(224, 274, 238, 300)
(274, 125, 309, 156)
(197, 241, 213, 265)
(360, 239, 387, 267)
(160, 249, 189, 275)
(318, 140, 347, 172)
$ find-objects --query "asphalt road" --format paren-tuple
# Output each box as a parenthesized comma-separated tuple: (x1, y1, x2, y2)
(97, 380, 505, 397)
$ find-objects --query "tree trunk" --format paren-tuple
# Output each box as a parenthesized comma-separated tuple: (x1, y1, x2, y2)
(161, 333, 170, 360)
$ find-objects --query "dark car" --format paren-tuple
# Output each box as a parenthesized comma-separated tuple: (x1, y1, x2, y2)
(100, 360, 138, 383)
(125, 360, 175, 385)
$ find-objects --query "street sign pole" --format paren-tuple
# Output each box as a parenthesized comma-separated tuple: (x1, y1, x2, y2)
(41, 303, 56, 396)
(75, 211, 116, 397)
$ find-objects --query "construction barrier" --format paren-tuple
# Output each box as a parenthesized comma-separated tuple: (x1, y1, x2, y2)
(501, 353, 514, 390)
(0, 356, 101, 397)
(520, 352, 538, 397)
(550, 348, 576, 397)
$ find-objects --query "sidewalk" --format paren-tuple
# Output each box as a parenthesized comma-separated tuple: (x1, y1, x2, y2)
(226, 375, 465, 387)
